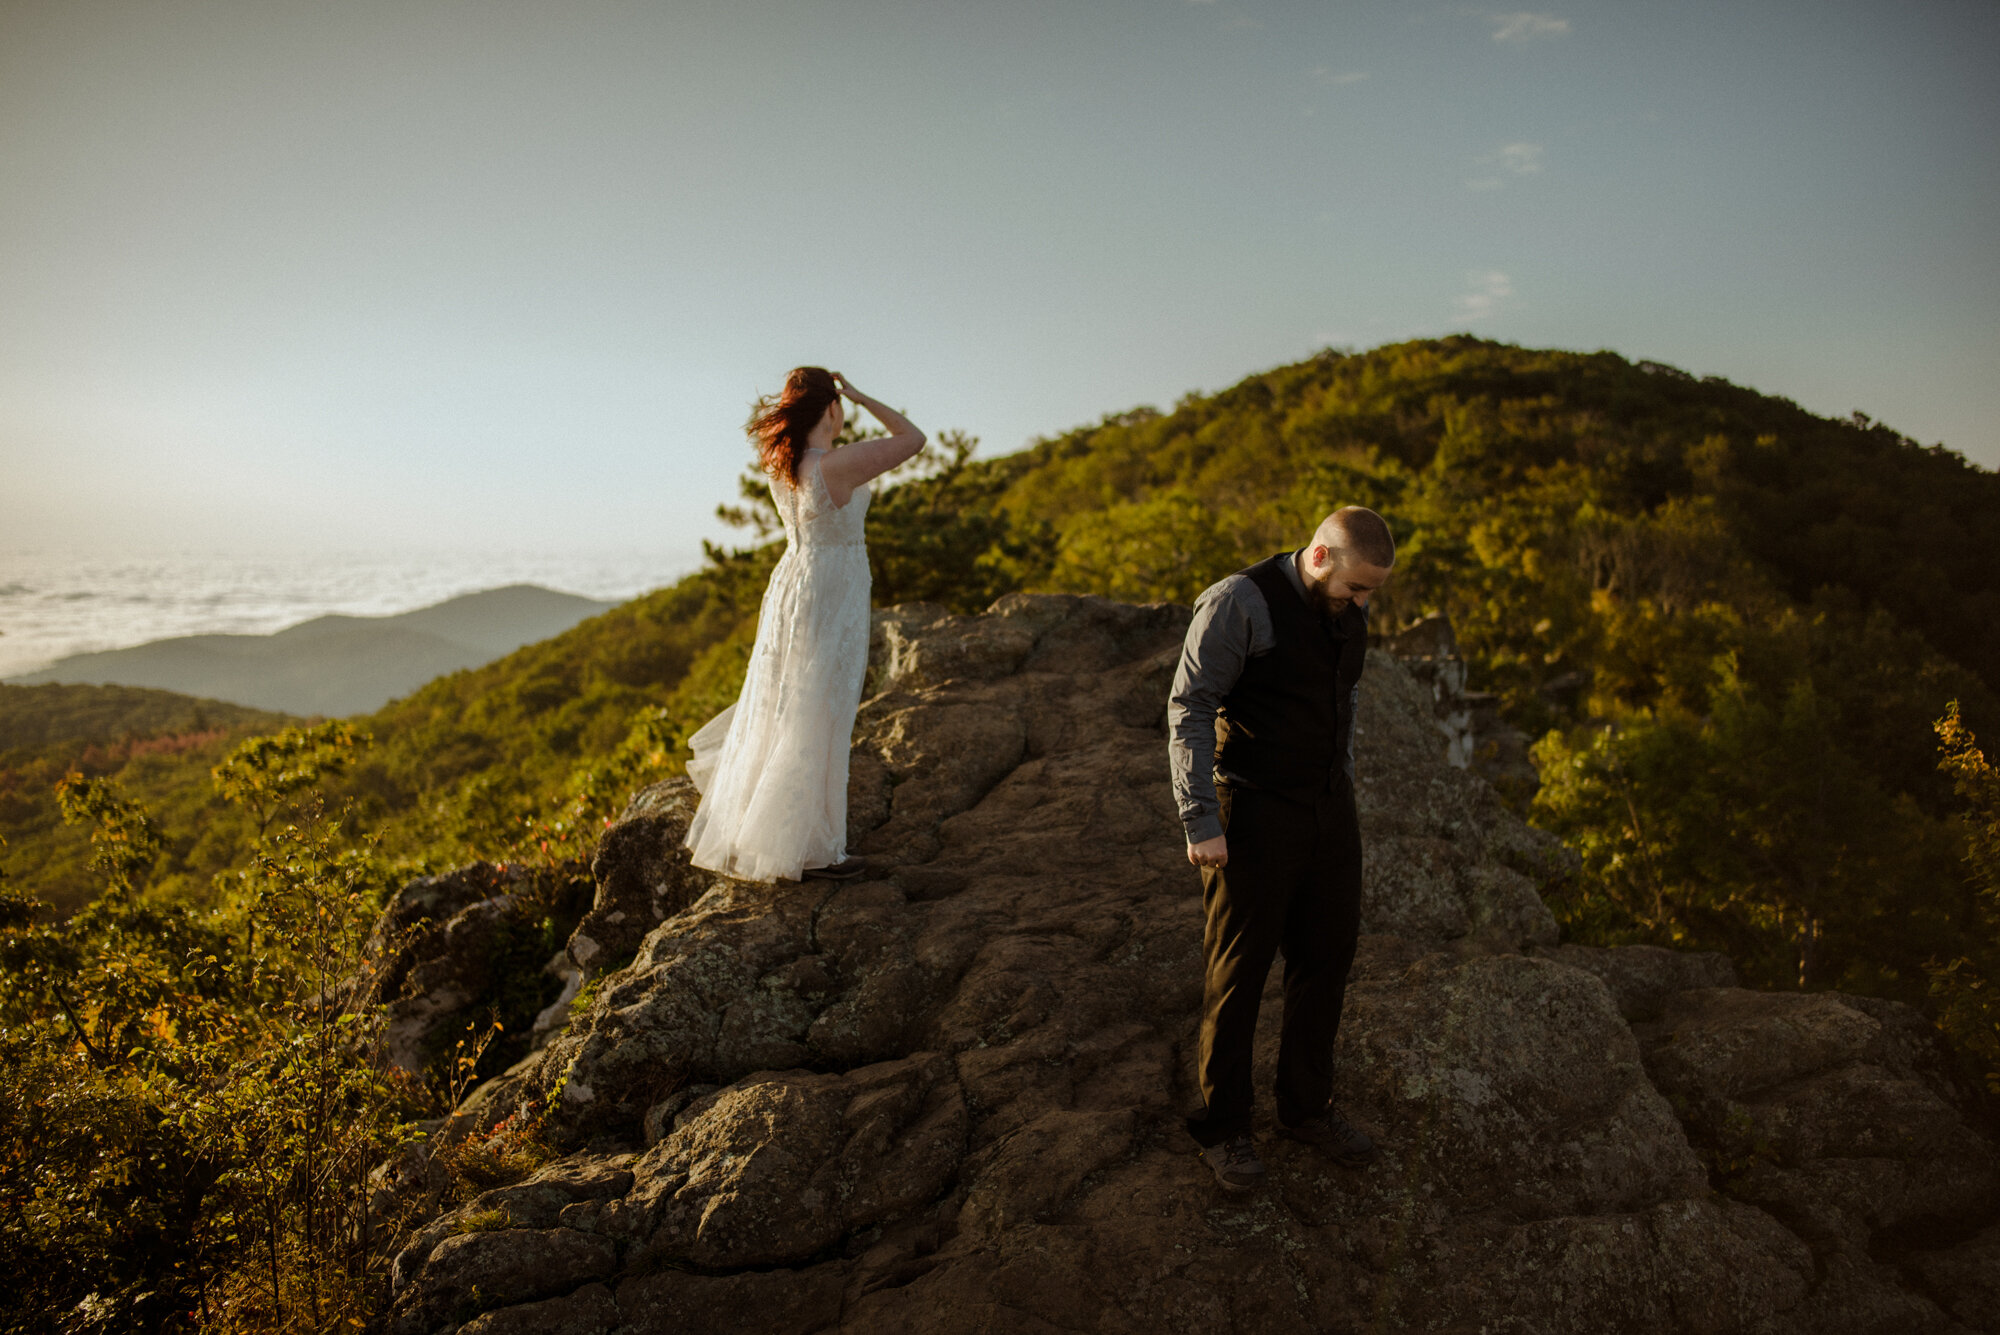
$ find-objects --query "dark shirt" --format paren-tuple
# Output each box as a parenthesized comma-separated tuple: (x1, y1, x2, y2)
(1166, 550, 1362, 842)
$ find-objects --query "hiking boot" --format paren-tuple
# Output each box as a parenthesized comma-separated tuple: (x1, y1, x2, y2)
(1282, 1107, 1377, 1166)
(803, 858, 868, 881)
(1198, 1135, 1266, 1191)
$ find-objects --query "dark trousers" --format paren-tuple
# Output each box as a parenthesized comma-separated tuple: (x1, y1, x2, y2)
(1185, 777, 1363, 1147)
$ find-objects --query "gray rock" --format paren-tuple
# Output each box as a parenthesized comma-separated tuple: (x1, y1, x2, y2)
(624, 1052, 966, 1270)
(384, 596, 2000, 1334)
(459, 1154, 636, 1231)
(615, 1265, 849, 1335)
(569, 777, 711, 971)
(456, 1282, 617, 1335)
(1904, 1223, 2000, 1332)
(387, 1227, 614, 1334)
(1331, 952, 1709, 1219)
(1534, 941, 1738, 1021)
(1643, 987, 2000, 1259)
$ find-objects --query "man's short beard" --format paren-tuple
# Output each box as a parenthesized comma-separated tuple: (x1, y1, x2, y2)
(1305, 575, 1350, 615)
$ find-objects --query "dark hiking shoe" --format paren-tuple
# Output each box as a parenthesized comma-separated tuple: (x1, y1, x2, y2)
(1282, 1107, 1377, 1166)
(1198, 1135, 1266, 1191)
(802, 857, 868, 881)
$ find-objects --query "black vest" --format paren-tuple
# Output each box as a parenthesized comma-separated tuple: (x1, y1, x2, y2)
(1213, 552, 1369, 790)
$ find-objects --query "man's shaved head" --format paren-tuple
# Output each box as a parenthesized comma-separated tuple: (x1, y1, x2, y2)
(1312, 507, 1396, 570)
(1298, 507, 1395, 616)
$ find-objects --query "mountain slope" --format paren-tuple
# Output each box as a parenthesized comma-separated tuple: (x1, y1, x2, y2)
(0, 681, 289, 753)
(9, 338, 1997, 1010)
(0, 683, 296, 916)
(1002, 340, 2000, 709)
(8, 583, 616, 716)
(978, 338, 2000, 999)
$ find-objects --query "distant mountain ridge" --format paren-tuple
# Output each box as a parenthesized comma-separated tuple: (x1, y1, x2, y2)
(0, 682, 291, 754)
(5, 584, 618, 717)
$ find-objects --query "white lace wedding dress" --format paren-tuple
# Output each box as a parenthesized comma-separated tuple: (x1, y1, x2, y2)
(684, 447, 871, 881)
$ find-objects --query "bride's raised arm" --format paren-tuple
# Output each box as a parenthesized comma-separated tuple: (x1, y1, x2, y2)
(817, 373, 925, 505)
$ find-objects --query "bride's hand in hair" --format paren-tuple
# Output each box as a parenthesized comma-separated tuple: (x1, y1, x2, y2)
(814, 376, 927, 504)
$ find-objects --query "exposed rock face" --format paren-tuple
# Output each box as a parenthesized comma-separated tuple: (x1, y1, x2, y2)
(386, 594, 1999, 1334)
(1640, 988, 2000, 1329)
(370, 860, 594, 1080)
(1532, 941, 1740, 1022)
(569, 781, 707, 972)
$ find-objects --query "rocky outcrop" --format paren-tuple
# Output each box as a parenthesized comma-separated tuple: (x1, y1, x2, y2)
(568, 781, 707, 973)
(384, 593, 1999, 1334)
(369, 859, 594, 1081)
(1640, 988, 1999, 1328)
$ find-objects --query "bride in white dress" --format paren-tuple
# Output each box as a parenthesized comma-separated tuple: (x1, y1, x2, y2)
(684, 367, 925, 882)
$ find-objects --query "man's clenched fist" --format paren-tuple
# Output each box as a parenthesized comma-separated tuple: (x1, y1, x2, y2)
(1186, 834, 1229, 868)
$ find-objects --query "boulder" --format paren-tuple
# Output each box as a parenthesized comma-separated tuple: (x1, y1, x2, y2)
(1331, 951, 1709, 1220)
(367, 860, 593, 1079)
(456, 1282, 617, 1335)
(1904, 1223, 2000, 1331)
(621, 1052, 967, 1271)
(386, 1227, 614, 1335)
(569, 778, 711, 971)
(1643, 987, 1999, 1261)
(1534, 941, 1739, 1021)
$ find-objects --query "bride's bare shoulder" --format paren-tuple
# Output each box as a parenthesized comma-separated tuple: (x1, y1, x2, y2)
(803, 447, 859, 508)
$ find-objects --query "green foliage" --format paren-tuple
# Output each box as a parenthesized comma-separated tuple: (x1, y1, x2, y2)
(0, 685, 295, 917)
(1938, 703, 2000, 898)
(1047, 487, 1247, 606)
(57, 770, 169, 899)
(0, 752, 423, 1330)
(212, 720, 368, 835)
(864, 430, 1055, 611)
(452, 1206, 512, 1234)
(1925, 705, 2000, 1094)
(0, 682, 286, 753)
(1530, 649, 1966, 994)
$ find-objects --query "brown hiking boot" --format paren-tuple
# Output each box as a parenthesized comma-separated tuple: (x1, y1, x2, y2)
(1198, 1135, 1267, 1191)
(1282, 1107, 1377, 1167)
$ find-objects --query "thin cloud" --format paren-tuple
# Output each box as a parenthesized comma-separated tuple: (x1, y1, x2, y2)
(1490, 12, 1569, 43)
(1456, 271, 1513, 321)
(1310, 66, 1370, 85)
(1465, 142, 1544, 191)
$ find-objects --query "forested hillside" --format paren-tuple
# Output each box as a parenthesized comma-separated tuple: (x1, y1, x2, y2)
(9, 339, 1998, 989)
(0, 685, 294, 915)
(998, 340, 2000, 1008)
(7, 337, 2000, 1328)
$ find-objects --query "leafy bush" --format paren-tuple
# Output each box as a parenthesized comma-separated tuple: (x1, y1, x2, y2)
(0, 729, 427, 1331)
(1926, 704, 2000, 1095)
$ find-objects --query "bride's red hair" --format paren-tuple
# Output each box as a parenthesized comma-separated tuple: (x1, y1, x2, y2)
(747, 366, 838, 482)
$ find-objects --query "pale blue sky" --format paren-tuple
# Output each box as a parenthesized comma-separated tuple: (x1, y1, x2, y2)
(3, 0, 1995, 575)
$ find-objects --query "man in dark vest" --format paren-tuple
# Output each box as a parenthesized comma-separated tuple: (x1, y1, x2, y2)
(1167, 507, 1395, 1190)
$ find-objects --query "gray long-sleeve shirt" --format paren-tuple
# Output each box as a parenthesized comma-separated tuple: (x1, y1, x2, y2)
(1166, 551, 1362, 843)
